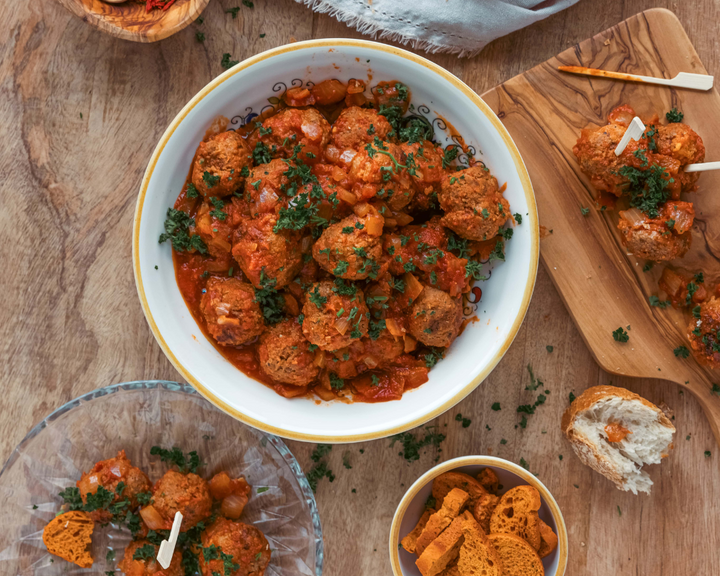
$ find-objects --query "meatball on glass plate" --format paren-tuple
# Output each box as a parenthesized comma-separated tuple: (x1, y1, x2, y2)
(0, 382, 323, 576)
(134, 40, 539, 442)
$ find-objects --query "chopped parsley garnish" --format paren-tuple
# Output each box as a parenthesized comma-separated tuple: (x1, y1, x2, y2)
(441, 147, 459, 169)
(424, 347, 445, 368)
(329, 373, 345, 389)
(390, 427, 446, 462)
(649, 295, 670, 308)
(221, 53, 239, 70)
(254, 270, 285, 325)
(612, 327, 629, 342)
(618, 163, 671, 218)
(666, 108, 684, 123)
(465, 260, 487, 281)
(186, 182, 199, 198)
(159, 208, 207, 254)
(202, 171, 221, 188)
(133, 544, 156, 561)
(252, 141, 272, 164)
(580, 206, 590, 216)
(150, 446, 201, 474)
(674, 346, 690, 358)
(333, 261, 349, 276)
(309, 285, 328, 309)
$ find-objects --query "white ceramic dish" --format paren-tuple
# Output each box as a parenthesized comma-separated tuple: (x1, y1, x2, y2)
(133, 39, 539, 443)
(389, 456, 567, 576)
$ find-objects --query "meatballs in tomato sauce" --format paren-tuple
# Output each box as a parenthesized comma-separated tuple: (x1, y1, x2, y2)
(192, 131, 253, 198)
(302, 280, 370, 351)
(199, 518, 271, 576)
(312, 214, 383, 280)
(148, 470, 212, 531)
(119, 540, 183, 576)
(349, 141, 416, 211)
(257, 318, 318, 385)
(617, 201, 694, 262)
(200, 278, 264, 346)
(232, 213, 304, 290)
(76, 450, 151, 523)
(438, 165, 510, 241)
(330, 106, 393, 151)
(687, 297, 720, 368)
(257, 107, 330, 163)
(408, 286, 463, 348)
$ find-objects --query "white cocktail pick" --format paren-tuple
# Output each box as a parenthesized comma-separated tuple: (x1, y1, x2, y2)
(614, 117, 646, 156)
(157, 511, 183, 569)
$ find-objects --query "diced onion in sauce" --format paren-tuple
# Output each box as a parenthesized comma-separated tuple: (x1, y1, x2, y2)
(301, 236, 313, 253)
(217, 315, 240, 326)
(619, 208, 646, 227)
(337, 189, 358, 205)
(366, 215, 384, 237)
(383, 218, 397, 228)
(353, 202, 371, 217)
(404, 273, 424, 301)
(386, 318, 404, 337)
(660, 267, 683, 297)
(139, 505, 165, 530)
(220, 494, 248, 519)
(363, 355, 378, 369)
(208, 472, 232, 499)
(335, 317, 350, 335)
(284, 294, 300, 316)
(314, 349, 326, 368)
(404, 334, 417, 353)
(394, 212, 414, 226)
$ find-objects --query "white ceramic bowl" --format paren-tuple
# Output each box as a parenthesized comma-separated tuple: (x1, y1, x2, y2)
(133, 39, 538, 443)
(390, 456, 568, 576)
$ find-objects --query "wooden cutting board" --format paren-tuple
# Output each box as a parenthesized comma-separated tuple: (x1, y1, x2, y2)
(482, 8, 720, 444)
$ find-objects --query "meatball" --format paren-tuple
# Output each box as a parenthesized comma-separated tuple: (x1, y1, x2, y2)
(348, 141, 416, 211)
(401, 140, 445, 212)
(199, 518, 271, 576)
(312, 214, 383, 280)
(200, 278, 264, 346)
(258, 107, 330, 162)
(408, 286, 463, 348)
(302, 280, 370, 351)
(438, 165, 510, 241)
(119, 540, 183, 576)
(687, 297, 720, 368)
(192, 131, 252, 198)
(76, 450, 151, 523)
(244, 158, 292, 216)
(656, 122, 705, 193)
(232, 213, 303, 290)
(330, 106, 392, 151)
(362, 330, 405, 366)
(194, 196, 246, 258)
(617, 201, 694, 262)
(258, 318, 319, 385)
(150, 470, 212, 531)
(384, 217, 470, 296)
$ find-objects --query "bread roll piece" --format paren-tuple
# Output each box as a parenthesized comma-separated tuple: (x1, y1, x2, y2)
(488, 533, 544, 576)
(477, 468, 499, 494)
(42, 511, 95, 568)
(432, 472, 488, 508)
(489, 485, 542, 550)
(457, 514, 504, 576)
(471, 493, 499, 534)
(561, 385, 675, 494)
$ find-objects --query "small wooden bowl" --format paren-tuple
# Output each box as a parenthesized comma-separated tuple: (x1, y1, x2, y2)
(55, 0, 210, 43)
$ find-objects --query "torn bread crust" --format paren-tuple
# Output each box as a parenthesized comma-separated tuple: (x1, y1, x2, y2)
(562, 385, 675, 494)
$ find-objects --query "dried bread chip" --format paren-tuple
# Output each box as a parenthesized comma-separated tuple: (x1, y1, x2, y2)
(457, 514, 503, 576)
(471, 492, 499, 534)
(416, 488, 470, 555)
(487, 532, 544, 576)
(401, 509, 433, 554)
(537, 519, 558, 559)
(42, 511, 95, 568)
(432, 472, 488, 508)
(489, 485, 542, 550)
(476, 468, 499, 494)
(415, 511, 472, 576)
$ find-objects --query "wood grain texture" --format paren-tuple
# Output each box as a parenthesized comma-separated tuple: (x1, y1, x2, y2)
(55, 0, 210, 42)
(1, 1, 719, 575)
(482, 8, 720, 445)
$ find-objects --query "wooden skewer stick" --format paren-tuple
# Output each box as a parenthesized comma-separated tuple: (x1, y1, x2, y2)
(157, 511, 183, 569)
(685, 161, 720, 173)
(558, 66, 714, 91)
(615, 117, 646, 156)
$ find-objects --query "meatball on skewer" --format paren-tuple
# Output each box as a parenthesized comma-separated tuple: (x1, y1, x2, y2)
(200, 278, 265, 346)
(438, 165, 510, 242)
(617, 201, 694, 262)
(192, 131, 253, 198)
(302, 280, 370, 351)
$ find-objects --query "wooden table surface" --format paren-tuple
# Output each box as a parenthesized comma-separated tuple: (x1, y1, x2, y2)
(2, 1, 719, 574)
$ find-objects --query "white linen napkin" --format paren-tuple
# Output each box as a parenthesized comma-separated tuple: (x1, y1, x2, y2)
(296, 0, 579, 57)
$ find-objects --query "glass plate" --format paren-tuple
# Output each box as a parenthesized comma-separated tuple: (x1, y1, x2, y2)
(0, 381, 323, 576)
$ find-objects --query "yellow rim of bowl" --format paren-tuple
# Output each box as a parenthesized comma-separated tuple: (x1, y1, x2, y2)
(133, 38, 539, 443)
(388, 456, 568, 576)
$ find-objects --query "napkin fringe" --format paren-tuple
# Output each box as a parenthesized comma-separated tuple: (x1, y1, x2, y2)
(295, 0, 485, 58)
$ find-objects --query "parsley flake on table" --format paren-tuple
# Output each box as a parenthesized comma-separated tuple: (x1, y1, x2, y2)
(612, 327, 629, 342)
(196, 32, 205, 42)
(221, 53, 240, 70)
(580, 205, 590, 216)
(706, 451, 712, 458)
(569, 391, 576, 404)
(491, 402, 501, 411)
(546, 345, 553, 353)
(390, 427, 446, 462)
(666, 108, 684, 123)
(225, 7, 240, 17)
(674, 346, 690, 358)
(712, 384, 720, 396)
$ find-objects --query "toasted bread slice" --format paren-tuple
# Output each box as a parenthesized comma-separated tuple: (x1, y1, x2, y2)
(561, 385, 675, 494)
(432, 471, 488, 508)
(477, 468, 499, 494)
(472, 492, 499, 534)
(537, 519, 558, 559)
(42, 511, 95, 568)
(402, 509, 433, 554)
(489, 485, 542, 550)
(439, 566, 460, 576)
(416, 488, 470, 554)
(416, 511, 472, 576)
(457, 514, 503, 576)
(488, 532, 544, 576)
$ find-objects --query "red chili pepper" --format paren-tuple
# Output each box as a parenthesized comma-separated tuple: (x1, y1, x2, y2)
(146, 0, 176, 12)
